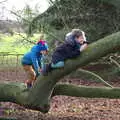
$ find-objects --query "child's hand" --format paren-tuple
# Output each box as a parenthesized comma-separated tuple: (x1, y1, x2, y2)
(80, 44, 88, 52)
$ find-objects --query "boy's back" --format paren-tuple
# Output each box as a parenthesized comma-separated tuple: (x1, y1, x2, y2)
(52, 40, 81, 64)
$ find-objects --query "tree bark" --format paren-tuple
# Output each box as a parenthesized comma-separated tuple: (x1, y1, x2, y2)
(0, 32, 120, 113)
(52, 84, 120, 98)
(99, 0, 120, 9)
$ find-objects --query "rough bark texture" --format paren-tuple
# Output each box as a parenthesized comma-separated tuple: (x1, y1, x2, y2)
(52, 84, 120, 98)
(99, 0, 120, 8)
(0, 32, 120, 113)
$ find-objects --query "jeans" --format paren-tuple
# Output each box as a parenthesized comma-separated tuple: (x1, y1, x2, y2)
(51, 61, 64, 68)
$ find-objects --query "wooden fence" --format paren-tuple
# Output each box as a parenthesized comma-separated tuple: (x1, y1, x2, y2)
(0, 53, 27, 82)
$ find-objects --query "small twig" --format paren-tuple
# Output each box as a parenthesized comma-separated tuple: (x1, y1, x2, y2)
(0, 0, 8, 4)
(10, 9, 61, 41)
(16, 33, 35, 44)
(78, 69, 113, 88)
(109, 56, 120, 68)
(10, 10, 31, 23)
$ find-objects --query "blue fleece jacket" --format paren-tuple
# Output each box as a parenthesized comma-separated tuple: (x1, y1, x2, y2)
(21, 42, 48, 75)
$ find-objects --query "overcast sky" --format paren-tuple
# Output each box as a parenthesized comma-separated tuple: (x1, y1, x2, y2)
(0, 0, 50, 20)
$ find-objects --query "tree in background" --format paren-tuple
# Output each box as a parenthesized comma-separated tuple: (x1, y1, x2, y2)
(28, 0, 120, 42)
(11, 4, 40, 33)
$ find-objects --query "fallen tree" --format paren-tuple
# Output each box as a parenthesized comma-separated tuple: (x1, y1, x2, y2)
(0, 32, 120, 113)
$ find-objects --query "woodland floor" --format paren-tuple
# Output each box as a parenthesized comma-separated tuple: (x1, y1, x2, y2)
(0, 64, 120, 120)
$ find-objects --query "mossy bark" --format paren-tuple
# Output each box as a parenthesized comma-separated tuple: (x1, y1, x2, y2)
(0, 32, 120, 113)
(52, 84, 120, 98)
(99, 0, 120, 8)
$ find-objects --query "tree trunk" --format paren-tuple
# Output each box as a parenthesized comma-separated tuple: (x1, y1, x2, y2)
(0, 32, 120, 113)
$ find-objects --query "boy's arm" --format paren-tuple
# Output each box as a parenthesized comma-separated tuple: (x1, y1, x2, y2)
(38, 57, 42, 68)
(68, 49, 81, 58)
(39, 55, 46, 69)
(31, 52, 39, 75)
(80, 43, 88, 52)
(70, 43, 88, 57)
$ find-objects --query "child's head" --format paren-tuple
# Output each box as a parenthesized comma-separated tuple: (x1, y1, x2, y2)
(72, 29, 86, 44)
(38, 40, 48, 55)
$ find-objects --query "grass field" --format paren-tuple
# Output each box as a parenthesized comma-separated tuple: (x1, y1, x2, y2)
(0, 33, 41, 68)
(0, 33, 40, 54)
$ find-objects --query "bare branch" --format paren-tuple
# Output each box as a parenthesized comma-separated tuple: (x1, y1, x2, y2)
(78, 69, 113, 88)
(109, 56, 120, 68)
(0, 0, 8, 4)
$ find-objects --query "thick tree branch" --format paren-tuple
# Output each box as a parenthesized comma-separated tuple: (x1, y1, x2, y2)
(52, 84, 120, 98)
(0, 82, 28, 105)
(0, 32, 120, 113)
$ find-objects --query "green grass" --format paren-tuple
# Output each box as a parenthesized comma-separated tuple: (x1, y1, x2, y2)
(0, 33, 40, 54)
(0, 33, 35, 67)
(0, 33, 47, 67)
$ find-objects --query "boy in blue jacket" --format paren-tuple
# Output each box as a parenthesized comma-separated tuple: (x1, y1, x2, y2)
(21, 40, 48, 88)
(42, 29, 89, 75)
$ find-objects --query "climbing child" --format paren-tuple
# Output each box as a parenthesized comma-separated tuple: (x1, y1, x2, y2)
(21, 39, 49, 88)
(42, 29, 89, 75)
